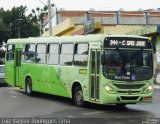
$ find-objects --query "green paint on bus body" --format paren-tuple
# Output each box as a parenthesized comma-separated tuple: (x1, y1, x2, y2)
(5, 34, 154, 106)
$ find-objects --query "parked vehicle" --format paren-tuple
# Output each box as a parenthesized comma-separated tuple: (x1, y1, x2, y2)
(0, 65, 5, 86)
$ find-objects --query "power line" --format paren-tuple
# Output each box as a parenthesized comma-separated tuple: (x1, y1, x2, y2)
(38, 0, 53, 36)
(38, 0, 47, 6)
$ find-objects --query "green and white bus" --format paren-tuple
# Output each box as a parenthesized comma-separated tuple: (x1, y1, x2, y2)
(5, 34, 154, 107)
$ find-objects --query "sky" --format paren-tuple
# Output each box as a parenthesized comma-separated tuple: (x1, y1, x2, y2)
(0, 0, 160, 14)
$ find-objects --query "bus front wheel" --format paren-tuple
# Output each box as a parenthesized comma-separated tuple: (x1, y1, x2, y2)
(73, 85, 85, 107)
(116, 103, 127, 108)
(25, 77, 33, 96)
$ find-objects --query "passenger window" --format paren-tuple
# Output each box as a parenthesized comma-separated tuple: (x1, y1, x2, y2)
(76, 44, 88, 55)
(48, 44, 59, 65)
(6, 44, 15, 61)
(35, 44, 47, 64)
(60, 43, 74, 65)
(24, 44, 35, 63)
(74, 43, 88, 66)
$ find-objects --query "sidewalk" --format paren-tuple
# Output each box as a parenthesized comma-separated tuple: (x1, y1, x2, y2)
(154, 83, 160, 89)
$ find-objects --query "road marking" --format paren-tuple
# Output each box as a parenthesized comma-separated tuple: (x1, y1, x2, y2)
(66, 115, 75, 118)
(7, 87, 20, 90)
(83, 111, 104, 115)
(9, 91, 22, 95)
(11, 95, 17, 98)
(10, 91, 18, 94)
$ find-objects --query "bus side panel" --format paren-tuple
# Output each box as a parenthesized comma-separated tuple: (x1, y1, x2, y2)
(52, 66, 89, 100)
(22, 63, 38, 91)
(50, 66, 71, 97)
(33, 64, 53, 94)
(22, 63, 54, 95)
(5, 61, 15, 86)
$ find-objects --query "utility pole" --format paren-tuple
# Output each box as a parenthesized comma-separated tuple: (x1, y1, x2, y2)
(48, 0, 52, 36)
(18, 27, 20, 38)
(39, 21, 42, 37)
(18, 18, 21, 38)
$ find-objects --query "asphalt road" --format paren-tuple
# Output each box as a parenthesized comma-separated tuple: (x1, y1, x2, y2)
(0, 85, 160, 124)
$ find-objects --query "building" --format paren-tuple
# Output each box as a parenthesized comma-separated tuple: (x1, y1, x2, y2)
(43, 10, 160, 36)
(43, 10, 160, 73)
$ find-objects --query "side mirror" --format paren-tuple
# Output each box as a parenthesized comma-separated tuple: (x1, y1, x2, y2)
(101, 54, 106, 65)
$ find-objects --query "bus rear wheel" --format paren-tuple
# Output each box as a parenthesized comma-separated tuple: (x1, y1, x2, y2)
(73, 85, 85, 107)
(25, 77, 33, 96)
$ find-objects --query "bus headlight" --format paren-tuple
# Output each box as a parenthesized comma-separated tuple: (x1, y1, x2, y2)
(143, 85, 153, 94)
(105, 85, 116, 94)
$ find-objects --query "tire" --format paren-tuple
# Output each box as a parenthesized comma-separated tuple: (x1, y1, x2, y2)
(116, 103, 127, 108)
(73, 85, 85, 107)
(25, 78, 33, 96)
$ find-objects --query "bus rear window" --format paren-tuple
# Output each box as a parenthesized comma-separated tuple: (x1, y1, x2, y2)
(6, 44, 15, 61)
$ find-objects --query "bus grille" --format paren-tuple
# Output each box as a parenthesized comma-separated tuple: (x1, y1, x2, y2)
(113, 83, 145, 89)
(118, 91, 141, 94)
(120, 96, 139, 100)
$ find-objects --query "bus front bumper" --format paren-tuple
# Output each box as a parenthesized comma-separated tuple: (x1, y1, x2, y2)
(100, 90, 153, 105)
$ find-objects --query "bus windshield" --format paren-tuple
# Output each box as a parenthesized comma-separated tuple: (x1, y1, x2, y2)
(103, 49, 153, 81)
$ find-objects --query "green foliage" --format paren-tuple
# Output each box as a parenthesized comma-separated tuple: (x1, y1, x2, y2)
(0, 22, 11, 42)
(0, 5, 45, 43)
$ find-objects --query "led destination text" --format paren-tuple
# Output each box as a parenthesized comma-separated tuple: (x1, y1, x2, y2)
(109, 40, 146, 47)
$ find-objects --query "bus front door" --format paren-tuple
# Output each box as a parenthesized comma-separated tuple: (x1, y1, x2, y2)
(15, 49, 22, 87)
(90, 50, 100, 101)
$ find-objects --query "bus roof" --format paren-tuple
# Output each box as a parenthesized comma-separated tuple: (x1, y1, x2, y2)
(7, 34, 149, 44)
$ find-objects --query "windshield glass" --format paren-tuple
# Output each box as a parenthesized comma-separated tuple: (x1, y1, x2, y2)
(103, 49, 152, 81)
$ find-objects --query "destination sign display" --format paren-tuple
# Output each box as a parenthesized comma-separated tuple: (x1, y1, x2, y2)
(109, 40, 146, 47)
(104, 37, 152, 49)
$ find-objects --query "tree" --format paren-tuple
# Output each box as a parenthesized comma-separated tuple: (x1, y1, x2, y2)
(7, 6, 40, 38)
(0, 22, 11, 43)
(0, 6, 41, 42)
(0, 6, 45, 58)
(29, 5, 48, 36)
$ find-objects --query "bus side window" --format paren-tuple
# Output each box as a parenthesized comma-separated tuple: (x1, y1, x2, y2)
(35, 44, 47, 64)
(60, 43, 74, 66)
(74, 43, 88, 66)
(24, 44, 35, 63)
(48, 43, 59, 65)
(6, 44, 15, 61)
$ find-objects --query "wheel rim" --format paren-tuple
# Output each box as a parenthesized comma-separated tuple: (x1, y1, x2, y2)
(27, 82, 31, 94)
(76, 90, 83, 104)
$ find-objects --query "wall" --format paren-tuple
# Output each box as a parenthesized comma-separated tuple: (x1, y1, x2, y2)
(57, 11, 160, 25)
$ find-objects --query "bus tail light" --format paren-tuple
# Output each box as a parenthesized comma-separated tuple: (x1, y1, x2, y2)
(144, 96, 152, 100)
